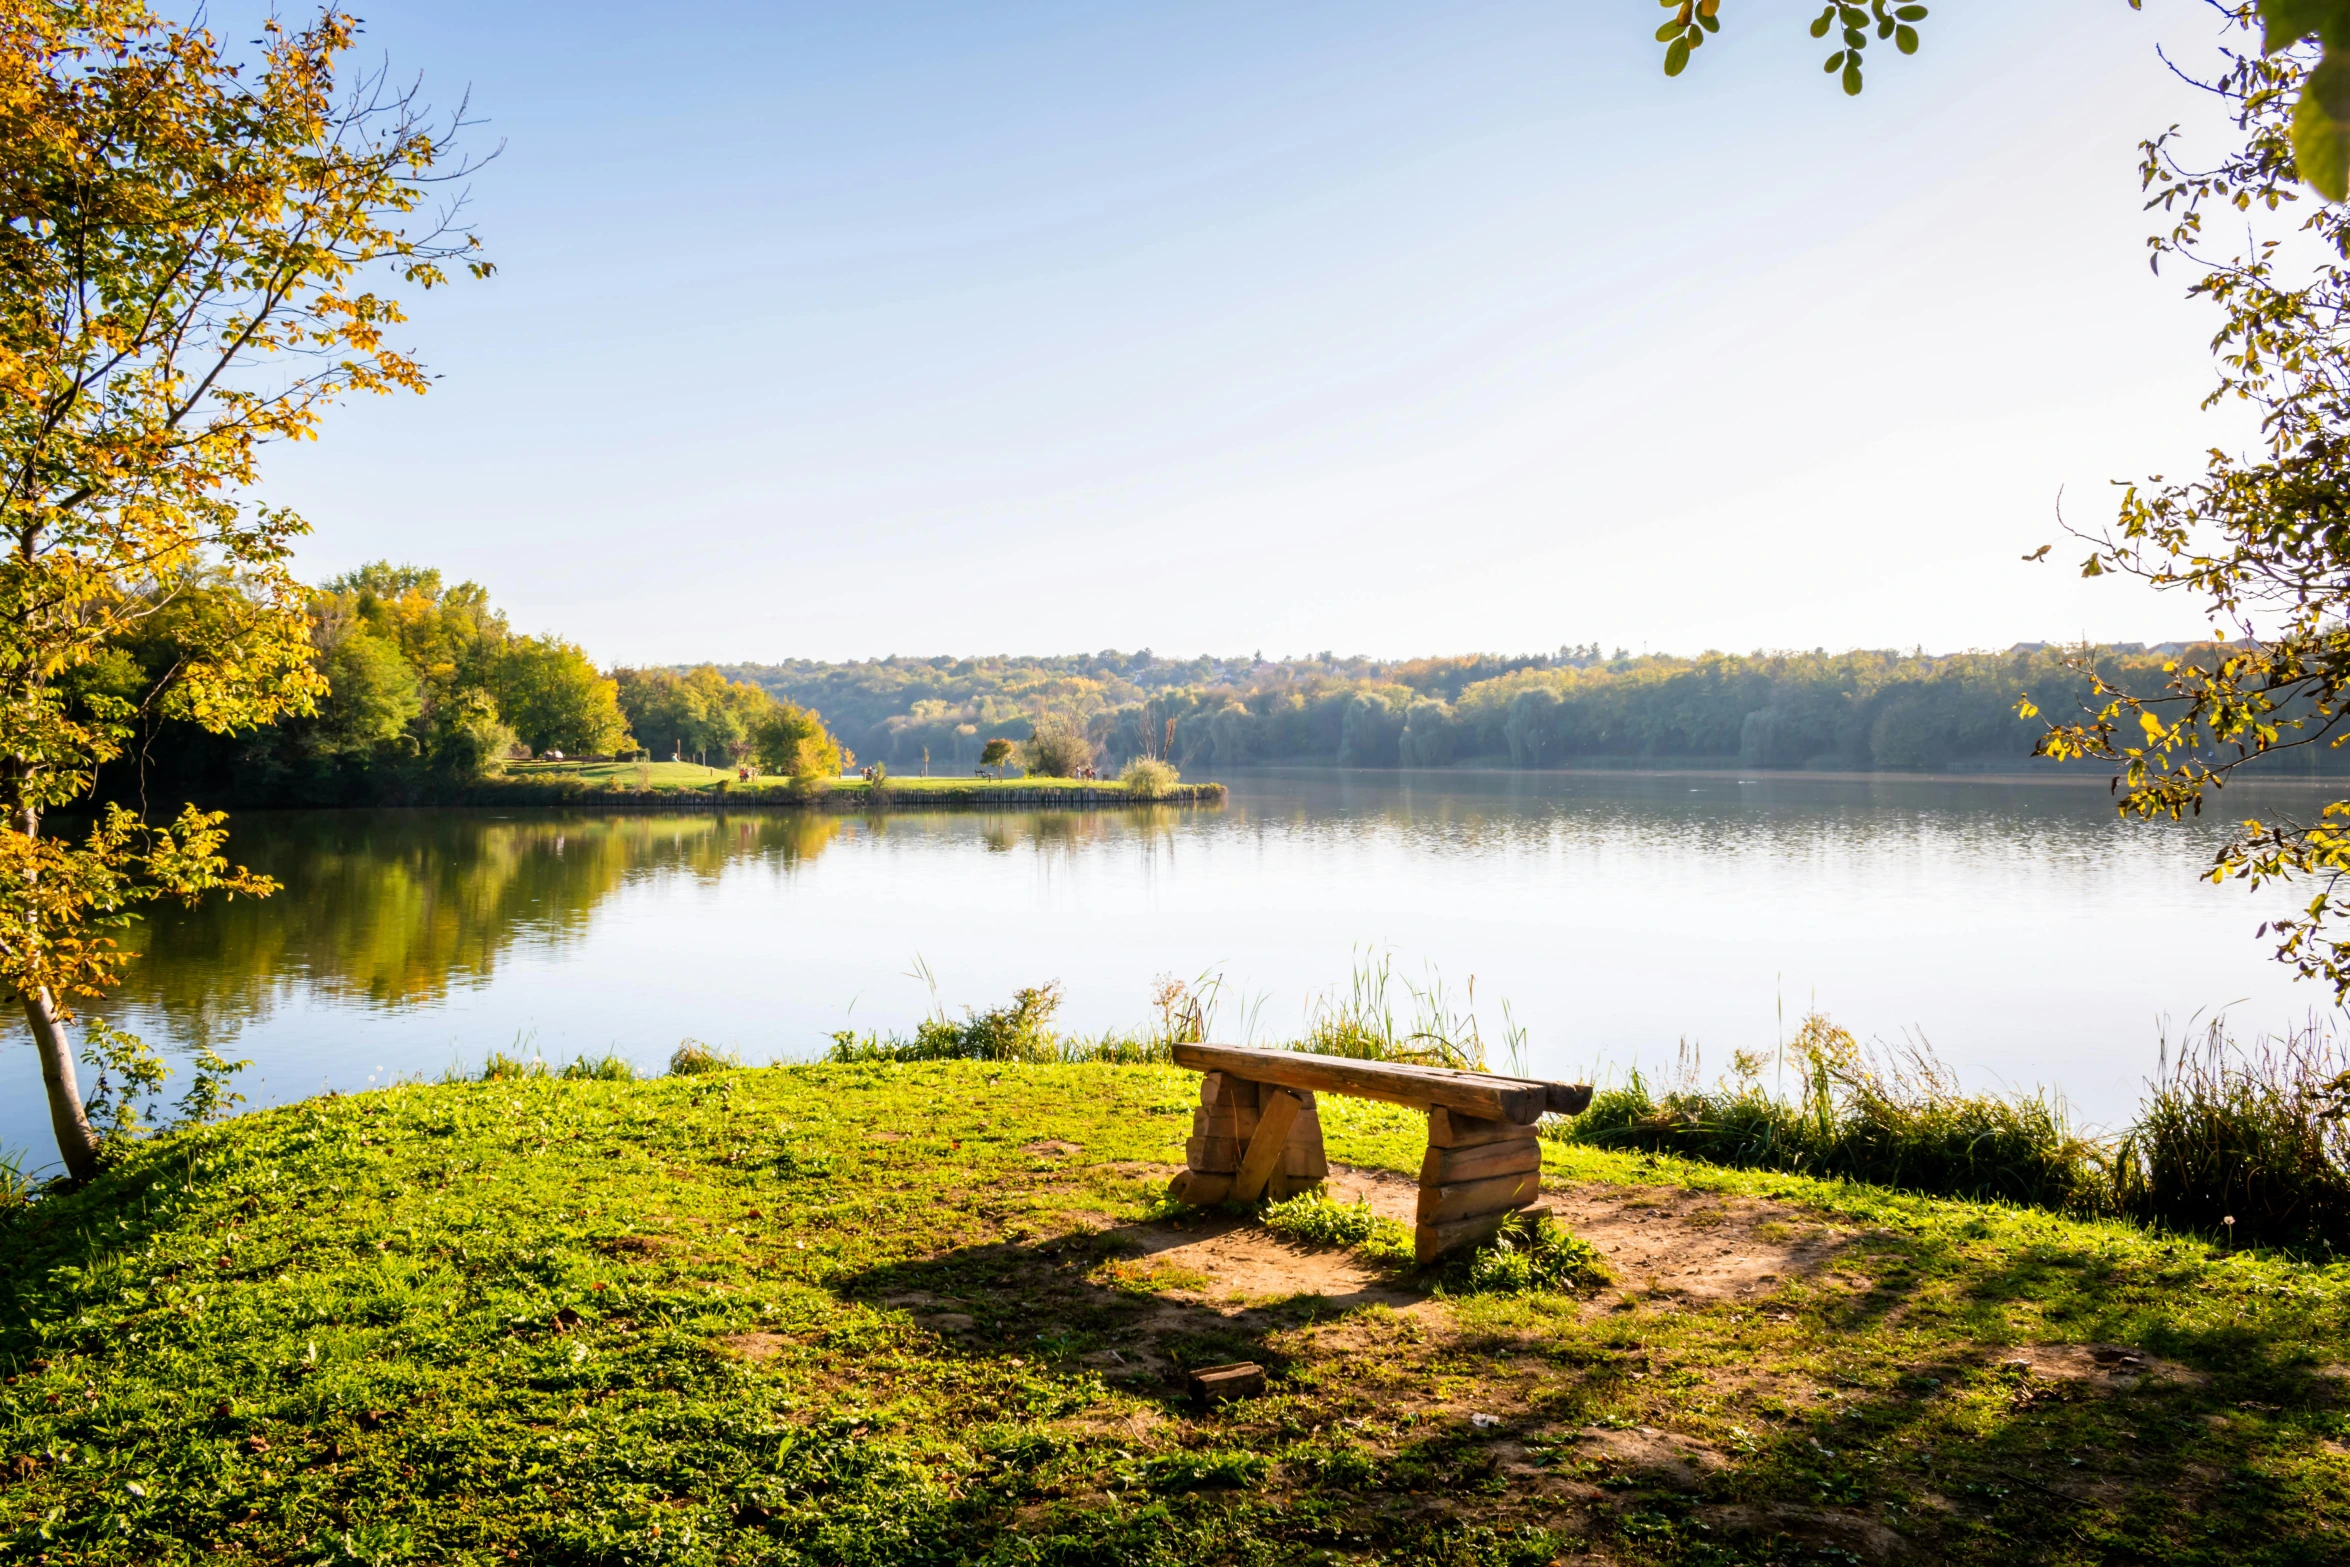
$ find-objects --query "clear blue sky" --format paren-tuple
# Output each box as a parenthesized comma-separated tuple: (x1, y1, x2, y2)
(236, 1, 2245, 665)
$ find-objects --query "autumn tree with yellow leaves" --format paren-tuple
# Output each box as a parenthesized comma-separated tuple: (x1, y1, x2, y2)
(0, 3, 488, 1177)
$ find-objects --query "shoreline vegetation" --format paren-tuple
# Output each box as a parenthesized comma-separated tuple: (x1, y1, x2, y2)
(93, 562, 2349, 813)
(810, 973, 2350, 1259)
(393, 768, 1230, 811)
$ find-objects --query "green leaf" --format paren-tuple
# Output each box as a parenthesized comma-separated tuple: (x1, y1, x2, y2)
(1838, 4, 1867, 24)
(1844, 24, 1867, 46)
(1810, 12, 1833, 36)
(1895, 23, 1919, 53)
(1893, 3, 1927, 17)
(1697, 11, 1720, 32)
(2081, 556, 2106, 578)
(2294, 55, 2350, 200)
(1878, 16, 1895, 38)
(2263, 0, 2350, 54)
(1656, 19, 1682, 41)
(1842, 59, 1864, 95)
(1824, 49, 1845, 72)
(1664, 36, 1692, 76)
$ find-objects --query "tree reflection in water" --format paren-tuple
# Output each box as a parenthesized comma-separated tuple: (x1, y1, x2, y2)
(112, 811, 843, 1042)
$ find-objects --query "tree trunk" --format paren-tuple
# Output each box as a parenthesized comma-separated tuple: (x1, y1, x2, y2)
(27, 986, 99, 1181)
(11, 784, 98, 1182)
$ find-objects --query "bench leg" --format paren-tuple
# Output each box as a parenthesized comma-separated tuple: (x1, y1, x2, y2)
(1414, 1110, 1542, 1263)
(1169, 1073, 1328, 1207)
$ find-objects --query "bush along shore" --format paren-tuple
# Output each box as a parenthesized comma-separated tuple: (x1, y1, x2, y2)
(4, 1044, 2347, 1566)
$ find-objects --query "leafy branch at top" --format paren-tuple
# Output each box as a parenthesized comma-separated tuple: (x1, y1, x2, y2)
(1656, 0, 1928, 95)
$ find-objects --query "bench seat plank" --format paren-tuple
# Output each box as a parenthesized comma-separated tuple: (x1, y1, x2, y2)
(1172, 1042, 1564, 1125)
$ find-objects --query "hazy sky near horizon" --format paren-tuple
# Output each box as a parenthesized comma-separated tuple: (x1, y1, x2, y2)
(239, 0, 2253, 665)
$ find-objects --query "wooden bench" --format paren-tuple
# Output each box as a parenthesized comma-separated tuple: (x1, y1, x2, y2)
(1166, 1042, 1593, 1263)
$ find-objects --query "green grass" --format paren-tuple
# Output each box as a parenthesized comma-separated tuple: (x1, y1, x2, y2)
(4, 1064, 2348, 1565)
(498, 761, 1220, 804)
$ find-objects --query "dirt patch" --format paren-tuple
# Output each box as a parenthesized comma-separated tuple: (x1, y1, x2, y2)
(1701, 1503, 1911, 1561)
(1113, 1212, 1427, 1313)
(1318, 1163, 1853, 1305)
(712, 1332, 787, 1362)
(1994, 1343, 2207, 1391)
(868, 1130, 908, 1143)
(597, 1234, 676, 1257)
(1021, 1139, 1082, 1158)
(1569, 1423, 1728, 1488)
(1546, 1184, 1851, 1303)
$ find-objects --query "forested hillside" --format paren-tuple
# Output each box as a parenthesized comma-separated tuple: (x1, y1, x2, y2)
(723, 642, 2313, 776)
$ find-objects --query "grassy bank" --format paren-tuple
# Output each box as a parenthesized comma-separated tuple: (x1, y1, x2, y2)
(479, 763, 1225, 809)
(5, 1062, 2347, 1565)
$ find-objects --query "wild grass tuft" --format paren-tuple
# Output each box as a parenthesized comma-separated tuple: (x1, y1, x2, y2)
(472, 1050, 547, 1082)
(0, 1147, 29, 1214)
(1558, 1015, 2102, 1213)
(825, 980, 1189, 1065)
(1463, 1210, 1614, 1295)
(1261, 1188, 1413, 1263)
(2113, 1020, 2350, 1252)
(668, 1040, 743, 1075)
(559, 1051, 636, 1082)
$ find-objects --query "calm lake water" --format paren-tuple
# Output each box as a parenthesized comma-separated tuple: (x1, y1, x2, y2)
(4, 768, 2339, 1172)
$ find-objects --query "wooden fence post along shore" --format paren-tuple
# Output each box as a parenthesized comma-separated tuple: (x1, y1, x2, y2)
(1166, 1043, 1593, 1263)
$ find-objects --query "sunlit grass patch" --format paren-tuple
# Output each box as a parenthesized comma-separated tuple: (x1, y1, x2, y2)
(1462, 1210, 1614, 1296)
(1094, 1257, 1211, 1294)
(1261, 1188, 1413, 1265)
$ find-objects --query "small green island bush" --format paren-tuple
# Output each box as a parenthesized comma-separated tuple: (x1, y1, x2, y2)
(1120, 756, 1179, 798)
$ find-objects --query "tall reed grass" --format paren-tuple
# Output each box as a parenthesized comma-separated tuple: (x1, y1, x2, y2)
(1294, 951, 1492, 1069)
(2112, 1020, 2350, 1252)
(1559, 1015, 2105, 1213)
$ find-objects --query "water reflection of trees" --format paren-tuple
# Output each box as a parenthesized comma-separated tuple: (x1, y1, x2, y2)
(114, 811, 840, 1039)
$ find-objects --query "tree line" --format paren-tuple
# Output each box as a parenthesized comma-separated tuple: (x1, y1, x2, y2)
(102, 564, 839, 807)
(723, 643, 2329, 777)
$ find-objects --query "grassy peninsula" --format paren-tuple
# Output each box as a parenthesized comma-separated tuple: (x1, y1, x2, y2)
(489, 760, 1226, 809)
(5, 1063, 2345, 1566)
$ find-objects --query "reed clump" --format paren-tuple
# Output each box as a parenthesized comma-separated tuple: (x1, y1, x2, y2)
(824, 981, 1181, 1065)
(1558, 1015, 2105, 1213)
(1294, 952, 1495, 1070)
(2111, 1021, 2350, 1253)
(668, 1040, 744, 1075)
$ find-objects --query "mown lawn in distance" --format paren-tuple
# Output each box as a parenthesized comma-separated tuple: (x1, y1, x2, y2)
(4, 1062, 2346, 1565)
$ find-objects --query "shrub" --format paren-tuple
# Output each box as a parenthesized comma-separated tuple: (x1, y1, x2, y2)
(1022, 718, 1093, 779)
(1464, 1210, 1614, 1295)
(2113, 1022, 2350, 1252)
(669, 1040, 743, 1075)
(1120, 757, 1178, 798)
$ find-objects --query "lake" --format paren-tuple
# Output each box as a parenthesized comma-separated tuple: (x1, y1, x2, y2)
(4, 768, 2337, 1172)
